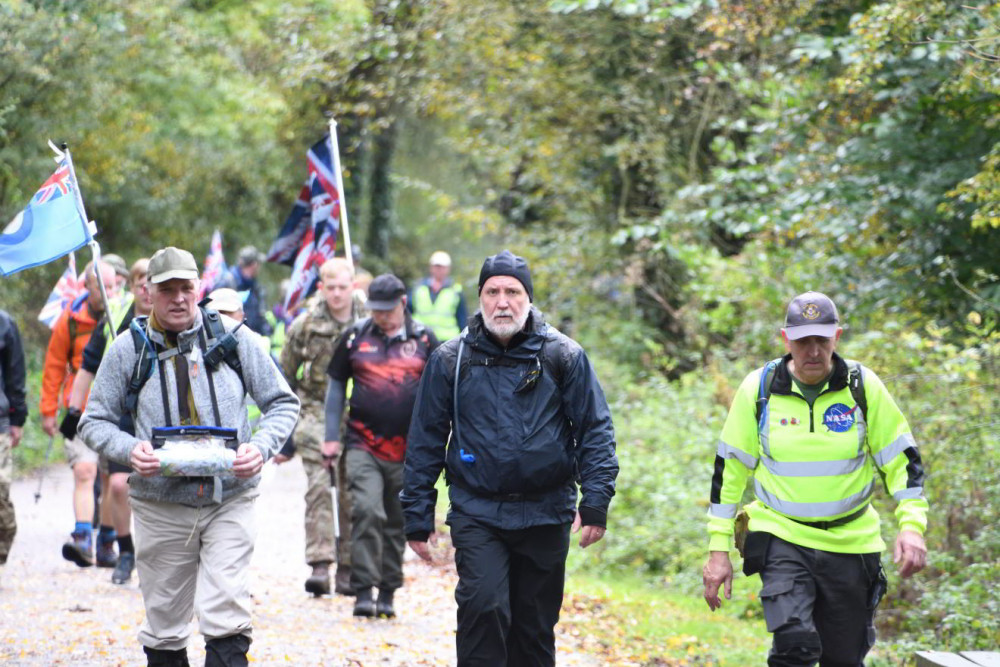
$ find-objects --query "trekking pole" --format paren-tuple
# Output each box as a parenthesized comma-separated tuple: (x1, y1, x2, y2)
(329, 465, 341, 564)
(34, 434, 56, 503)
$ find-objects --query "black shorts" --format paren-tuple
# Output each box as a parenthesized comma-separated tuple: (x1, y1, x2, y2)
(107, 459, 132, 475)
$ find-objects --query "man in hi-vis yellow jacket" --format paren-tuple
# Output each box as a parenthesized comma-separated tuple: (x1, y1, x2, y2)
(702, 291, 928, 667)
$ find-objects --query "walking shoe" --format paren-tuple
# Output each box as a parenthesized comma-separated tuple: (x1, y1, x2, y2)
(353, 588, 375, 617)
(304, 563, 331, 596)
(376, 588, 396, 619)
(334, 564, 354, 596)
(112, 552, 135, 584)
(96, 540, 118, 568)
(62, 531, 94, 567)
(143, 646, 191, 667)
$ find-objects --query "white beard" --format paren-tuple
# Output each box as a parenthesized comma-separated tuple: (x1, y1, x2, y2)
(484, 307, 530, 340)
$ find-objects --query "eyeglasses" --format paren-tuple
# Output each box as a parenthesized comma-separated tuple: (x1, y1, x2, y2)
(513, 356, 543, 394)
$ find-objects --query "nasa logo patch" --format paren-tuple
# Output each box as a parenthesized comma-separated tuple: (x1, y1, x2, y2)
(823, 403, 857, 432)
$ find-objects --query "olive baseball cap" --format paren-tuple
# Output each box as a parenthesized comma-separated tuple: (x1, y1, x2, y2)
(103, 253, 129, 278)
(148, 247, 200, 284)
(783, 291, 840, 340)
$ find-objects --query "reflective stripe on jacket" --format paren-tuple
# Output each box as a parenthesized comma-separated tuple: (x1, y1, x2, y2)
(411, 283, 462, 341)
(707, 353, 928, 554)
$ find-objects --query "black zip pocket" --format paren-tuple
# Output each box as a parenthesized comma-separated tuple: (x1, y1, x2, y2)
(742, 531, 772, 576)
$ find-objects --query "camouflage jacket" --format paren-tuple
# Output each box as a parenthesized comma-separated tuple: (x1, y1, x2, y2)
(280, 295, 365, 409)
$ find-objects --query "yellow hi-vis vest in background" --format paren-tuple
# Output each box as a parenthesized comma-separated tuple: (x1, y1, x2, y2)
(102, 292, 135, 356)
(412, 282, 462, 341)
(707, 354, 928, 554)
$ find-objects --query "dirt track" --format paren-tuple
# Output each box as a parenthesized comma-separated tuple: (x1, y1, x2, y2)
(0, 458, 600, 666)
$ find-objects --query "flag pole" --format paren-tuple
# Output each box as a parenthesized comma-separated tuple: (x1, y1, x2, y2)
(328, 118, 354, 272)
(57, 142, 116, 342)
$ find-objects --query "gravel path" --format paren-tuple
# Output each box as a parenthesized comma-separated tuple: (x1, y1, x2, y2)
(0, 459, 600, 666)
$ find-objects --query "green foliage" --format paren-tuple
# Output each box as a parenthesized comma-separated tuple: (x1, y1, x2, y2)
(3, 1, 1000, 660)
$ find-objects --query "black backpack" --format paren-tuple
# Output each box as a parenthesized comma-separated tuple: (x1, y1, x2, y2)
(122, 307, 244, 435)
(754, 357, 867, 431)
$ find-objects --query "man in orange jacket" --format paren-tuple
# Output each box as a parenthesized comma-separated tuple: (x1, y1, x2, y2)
(40, 260, 118, 567)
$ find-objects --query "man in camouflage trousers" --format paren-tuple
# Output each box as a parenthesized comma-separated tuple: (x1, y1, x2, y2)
(280, 257, 366, 596)
(0, 309, 27, 573)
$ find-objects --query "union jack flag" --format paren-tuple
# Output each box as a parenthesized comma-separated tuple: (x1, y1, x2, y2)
(37, 253, 84, 328)
(31, 164, 73, 205)
(199, 229, 227, 300)
(265, 181, 310, 266)
(271, 135, 343, 312)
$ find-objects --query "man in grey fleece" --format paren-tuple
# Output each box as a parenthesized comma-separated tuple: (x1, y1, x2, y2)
(79, 246, 300, 667)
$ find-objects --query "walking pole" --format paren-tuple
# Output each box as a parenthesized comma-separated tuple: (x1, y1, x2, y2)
(34, 434, 55, 503)
(329, 465, 341, 564)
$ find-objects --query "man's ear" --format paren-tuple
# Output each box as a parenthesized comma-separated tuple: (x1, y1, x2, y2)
(780, 328, 791, 352)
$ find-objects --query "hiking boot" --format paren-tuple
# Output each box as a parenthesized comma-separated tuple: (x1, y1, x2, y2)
(353, 588, 375, 617)
(334, 565, 354, 596)
(112, 552, 135, 584)
(143, 646, 191, 667)
(304, 563, 330, 597)
(96, 540, 118, 568)
(205, 634, 249, 667)
(376, 588, 396, 619)
(62, 531, 94, 567)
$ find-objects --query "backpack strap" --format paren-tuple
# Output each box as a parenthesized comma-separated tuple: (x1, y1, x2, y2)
(846, 360, 867, 422)
(122, 310, 247, 435)
(201, 307, 244, 391)
(122, 317, 158, 436)
(754, 358, 781, 432)
(754, 357, 868, 433)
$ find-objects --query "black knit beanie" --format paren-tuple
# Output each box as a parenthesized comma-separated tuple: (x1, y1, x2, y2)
(477, 250, 533, 301)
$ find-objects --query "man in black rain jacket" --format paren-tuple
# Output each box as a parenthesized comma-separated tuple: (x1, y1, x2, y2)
(402, 249, 618, 667)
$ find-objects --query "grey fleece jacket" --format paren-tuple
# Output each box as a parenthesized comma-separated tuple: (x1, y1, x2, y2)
(79, 310, 300, 506)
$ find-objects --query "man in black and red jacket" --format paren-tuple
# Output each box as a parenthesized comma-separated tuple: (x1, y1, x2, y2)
(324, 273, 438, 619)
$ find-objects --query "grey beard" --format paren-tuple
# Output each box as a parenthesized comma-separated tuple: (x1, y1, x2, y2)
(484, 308, 530, 340)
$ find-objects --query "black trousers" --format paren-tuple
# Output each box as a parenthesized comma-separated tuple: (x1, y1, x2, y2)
(759, 535, 884, 667)
(449, 515, 571, 667)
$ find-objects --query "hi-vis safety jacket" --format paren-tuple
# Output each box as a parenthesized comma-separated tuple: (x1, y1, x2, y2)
(411, 281, 463, 341)
(707, 353, 928, 554)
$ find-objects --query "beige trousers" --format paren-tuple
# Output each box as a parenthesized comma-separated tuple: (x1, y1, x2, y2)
(131, 492, 257, 651)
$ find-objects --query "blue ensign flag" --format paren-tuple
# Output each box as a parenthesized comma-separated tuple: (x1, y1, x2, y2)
(0, 160, 91, 276)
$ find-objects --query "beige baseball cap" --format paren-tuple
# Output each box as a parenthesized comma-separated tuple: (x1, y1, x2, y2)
(205, 288, 244, 314)
(148, 247, 199, 284)
(429, 250, 452, 267)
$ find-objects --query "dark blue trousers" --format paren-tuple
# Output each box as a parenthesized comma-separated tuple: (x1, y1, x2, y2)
(449, 515, 571, 667)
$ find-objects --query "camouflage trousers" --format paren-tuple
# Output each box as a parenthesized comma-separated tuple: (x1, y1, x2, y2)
(296, 410, 352, 566)
(0, 432, 15, 565)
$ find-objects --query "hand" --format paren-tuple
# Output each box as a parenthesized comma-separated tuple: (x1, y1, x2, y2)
(571, 511, 606, 548)
(894, 529, 927, 578)
(321, 440, 341, 469)
(407, 532, 439, 563)
(10, 426, 22, 448)
(42, 415, 57, 437)
(702, 551, 734, 611)
(130, 441, 160, 477)
(272, 453, 291, 465)
(232, 443, 264, 478)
